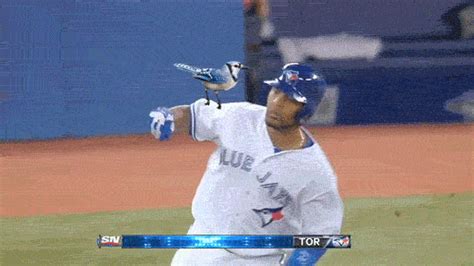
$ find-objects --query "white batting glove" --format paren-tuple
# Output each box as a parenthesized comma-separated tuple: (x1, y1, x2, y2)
(149, 107, 175, 141)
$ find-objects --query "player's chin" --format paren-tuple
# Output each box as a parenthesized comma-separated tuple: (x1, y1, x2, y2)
(265, 116, 297, 131)
(265, 116, 280, 128)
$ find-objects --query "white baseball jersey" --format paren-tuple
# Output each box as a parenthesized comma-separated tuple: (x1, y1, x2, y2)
(171, 99, 343, 266)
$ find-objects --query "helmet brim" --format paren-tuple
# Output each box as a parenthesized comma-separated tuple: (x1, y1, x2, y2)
(263, 79, 308, 104)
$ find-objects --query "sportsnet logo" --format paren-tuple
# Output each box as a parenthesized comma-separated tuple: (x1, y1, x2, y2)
(97, 235, 121, 248)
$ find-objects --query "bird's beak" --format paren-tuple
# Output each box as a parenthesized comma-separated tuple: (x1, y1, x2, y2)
(241, 65, 249, 70)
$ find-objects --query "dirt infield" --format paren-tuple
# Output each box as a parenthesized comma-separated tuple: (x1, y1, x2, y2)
(1, 124, 472, 217)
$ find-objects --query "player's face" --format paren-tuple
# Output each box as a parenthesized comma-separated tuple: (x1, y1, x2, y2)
(265, 87, 303, 130)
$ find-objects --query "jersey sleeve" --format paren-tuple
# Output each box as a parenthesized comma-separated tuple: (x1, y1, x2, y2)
(299, 180, 344, 234)
(189, 99, 263, 142)
(189, 98, 226, 142)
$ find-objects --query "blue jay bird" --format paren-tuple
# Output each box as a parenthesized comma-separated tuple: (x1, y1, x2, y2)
(174, 61, 248, 109)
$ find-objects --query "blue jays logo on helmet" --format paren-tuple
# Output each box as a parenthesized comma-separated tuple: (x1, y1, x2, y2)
(281, 69, 308, 103)
(252, 207, 285, 227)
(284, 70, 299, 85)
(263, 63, 327, 121)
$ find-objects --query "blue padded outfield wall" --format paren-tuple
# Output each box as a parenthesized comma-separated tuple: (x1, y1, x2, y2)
(2, 1, 473, 141)
(0, 0, 245, 140)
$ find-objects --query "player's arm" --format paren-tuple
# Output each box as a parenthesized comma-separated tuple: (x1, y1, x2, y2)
(150, 98, 229, 141)
(286, 184, 344, 265)
(170, 105, 190, 134)
(150, 98, 224, 141)
(149, 105, 191, 141)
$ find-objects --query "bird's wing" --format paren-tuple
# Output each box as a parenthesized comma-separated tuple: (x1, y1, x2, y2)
(194, 69, 228, 84)
(190, 68, 211, 81)
(174, 63, 201, 74)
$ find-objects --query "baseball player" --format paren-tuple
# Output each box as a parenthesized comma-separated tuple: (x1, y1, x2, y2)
(149, 63, 344, 265)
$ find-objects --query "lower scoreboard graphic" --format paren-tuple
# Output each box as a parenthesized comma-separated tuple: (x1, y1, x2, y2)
(97, 235, 351, 249)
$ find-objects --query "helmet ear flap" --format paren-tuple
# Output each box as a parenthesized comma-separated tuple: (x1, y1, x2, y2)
(295, 80, 327, 122)
(295, 102, 313, 123)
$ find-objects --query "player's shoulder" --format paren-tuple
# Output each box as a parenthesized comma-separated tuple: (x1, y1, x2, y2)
(223, 101, 266, 112)
(192, 98, 265, 111)
(229, 102, 266, 123)
(191, 99, 266, 123)
(218, 100, 266, 118)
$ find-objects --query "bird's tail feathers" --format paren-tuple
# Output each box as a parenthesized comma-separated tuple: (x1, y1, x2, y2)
(174, 63, 201, 74)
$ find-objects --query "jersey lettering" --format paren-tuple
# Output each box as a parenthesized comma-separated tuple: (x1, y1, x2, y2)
(261, 182, 278, 195)
(230, 151, 243, 167)
(256, 171, 272, 183)
(219, 148, 255, 172)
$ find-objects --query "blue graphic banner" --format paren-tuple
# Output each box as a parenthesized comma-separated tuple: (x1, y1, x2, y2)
(97, 235, 351, 249)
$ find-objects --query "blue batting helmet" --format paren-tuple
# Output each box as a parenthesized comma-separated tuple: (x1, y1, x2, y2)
(263, 63, 327, 121)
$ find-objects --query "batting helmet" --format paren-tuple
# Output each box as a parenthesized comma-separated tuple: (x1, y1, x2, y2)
(263, 63, 327, 121)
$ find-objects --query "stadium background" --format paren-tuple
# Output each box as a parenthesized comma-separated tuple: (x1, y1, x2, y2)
(1, 0, 473, 265)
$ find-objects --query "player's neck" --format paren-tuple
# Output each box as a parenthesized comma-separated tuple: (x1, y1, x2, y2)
(267, 125, 306, 151)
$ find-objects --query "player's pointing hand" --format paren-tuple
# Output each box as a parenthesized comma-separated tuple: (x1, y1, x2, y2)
(149, 107, 175, 141)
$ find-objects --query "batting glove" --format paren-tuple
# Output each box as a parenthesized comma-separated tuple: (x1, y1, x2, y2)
(149, 107, 175, 141)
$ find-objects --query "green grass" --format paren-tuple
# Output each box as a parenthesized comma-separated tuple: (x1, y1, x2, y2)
(1, 193, 473, 265)
(321, 192, 474, 266)
(0, 208, 192, 265)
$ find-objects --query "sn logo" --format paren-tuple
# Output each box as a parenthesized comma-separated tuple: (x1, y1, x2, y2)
(98, 235, 121, 248)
